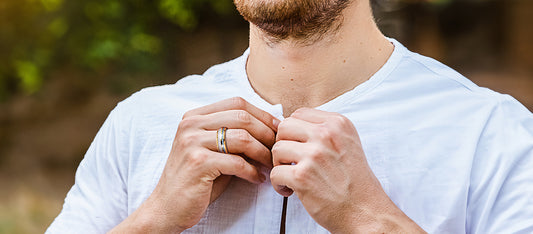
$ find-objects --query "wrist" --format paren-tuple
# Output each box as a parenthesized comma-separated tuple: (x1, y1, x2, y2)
(136, 195, 188, 233)
(110, 196, 186, 234)
(335, 198, 425, 234)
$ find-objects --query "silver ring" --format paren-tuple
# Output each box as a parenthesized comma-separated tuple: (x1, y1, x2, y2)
(217, 127, 228, 154)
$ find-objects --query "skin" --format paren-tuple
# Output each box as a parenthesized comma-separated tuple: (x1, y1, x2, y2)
(110, 0, 427, 233)
(246, 0, 394, 115)
(271, 108, 424, 233)
(110, 97, 280, 233)
(234, 0, 350, 41)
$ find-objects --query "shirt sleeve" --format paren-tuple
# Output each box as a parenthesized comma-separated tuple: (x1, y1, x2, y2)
(466, 95, 533, 233)
(46, 105, 130, 234)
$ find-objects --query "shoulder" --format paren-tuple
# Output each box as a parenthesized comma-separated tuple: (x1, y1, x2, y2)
(369, 40, 533, 142)
(107, 51, 249, 134)
(385, 40, 521, 113)
(116, 75, 205, 115)
(394, 41, 533, 162)
(393, 41, 487, 96)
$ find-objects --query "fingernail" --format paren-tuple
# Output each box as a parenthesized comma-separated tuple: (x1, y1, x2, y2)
(273, 118, 280, 129)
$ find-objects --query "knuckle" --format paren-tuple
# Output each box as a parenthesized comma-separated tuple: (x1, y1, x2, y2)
(332, 114, 349, 126)
(174, 125, 199, 147)
(277, 118, 289, 131)
(291, 108, 305, 118)
(317, 126, 333, 140)
(188, 151, 208, 167)
(179, 116, 200, 129)
(267, 129, 276, 140)
(235, 129, 252, 144)
(178, 132, 197, 147)
(308, 144, 321, 158)
(328, 114, 354, 134)
(264, 131, 276, 147)
(293, 167, 308, 184)
(308, 145, 327, 163)
(233, 157, 247, 171)
(271, 142, 283, 156)
(261, 112, 272, 123)
(255, 147, 270, 161)
(182, 110, 194, 119)
(270, 167, 281, 182)
(236, 110, 251, 125)
(276, 120, 291, 139)
(230, 97, 247, 109)
(269, 168, 278, 179)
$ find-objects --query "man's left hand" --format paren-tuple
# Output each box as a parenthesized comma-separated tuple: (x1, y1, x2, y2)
(270, 108, 425, 233)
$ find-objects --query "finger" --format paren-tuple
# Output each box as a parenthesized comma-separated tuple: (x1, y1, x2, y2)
(276, 117, 314, 142)
(290, 108, 355, 135)
(183, 97, 280, 131)
(290, 107, 335, 123)
(199, 110, 276, 148)
(209, 151, 266, 184)
(205, 129, 273, 168)
(270, 165, 296, 197)
(271, 140, 306, 167)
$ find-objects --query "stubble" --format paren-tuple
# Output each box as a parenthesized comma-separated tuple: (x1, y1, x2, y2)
(234, 0, 351, 44)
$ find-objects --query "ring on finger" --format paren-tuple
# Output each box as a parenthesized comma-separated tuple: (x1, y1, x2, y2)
(217, 127, 229, 154)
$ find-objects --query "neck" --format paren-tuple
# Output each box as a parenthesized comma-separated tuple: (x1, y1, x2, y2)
(245, 1, 393, 117)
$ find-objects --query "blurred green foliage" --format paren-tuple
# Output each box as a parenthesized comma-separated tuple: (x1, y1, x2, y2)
(0, 0, 473, 100)
(0, 0, 235, 100)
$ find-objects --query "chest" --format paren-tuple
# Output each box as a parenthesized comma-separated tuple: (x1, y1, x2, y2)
(125, 111, 476, 233)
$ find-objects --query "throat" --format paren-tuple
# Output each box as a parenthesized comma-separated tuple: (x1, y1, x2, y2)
(280, 99, 319, 118)
(246, 41, 393, 116)
(245, 0, 394, 118)
(260, 81, 355, 118)
(279, 94, 313, 118)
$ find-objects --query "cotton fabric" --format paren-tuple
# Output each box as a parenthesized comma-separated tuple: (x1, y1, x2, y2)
(47, 39, 533, 233)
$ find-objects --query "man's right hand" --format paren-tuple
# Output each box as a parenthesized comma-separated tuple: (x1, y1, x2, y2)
(109, 97, 279, 233)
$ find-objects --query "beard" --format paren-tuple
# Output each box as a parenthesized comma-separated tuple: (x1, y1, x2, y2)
(234, 0, 351, 42)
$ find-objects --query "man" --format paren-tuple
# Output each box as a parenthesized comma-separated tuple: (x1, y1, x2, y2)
(47, 0, 533, 233)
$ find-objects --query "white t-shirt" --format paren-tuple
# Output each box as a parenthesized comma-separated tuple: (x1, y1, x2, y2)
(47, 39, 533, 233)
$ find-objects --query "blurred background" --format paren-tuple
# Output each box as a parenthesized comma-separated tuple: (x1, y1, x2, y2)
(0, 0, 532, 232)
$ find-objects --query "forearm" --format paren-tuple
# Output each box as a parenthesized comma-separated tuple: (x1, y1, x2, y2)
(108, 197, 186, 234)
(350, 210, 425, 234)
(336, 197, 426, 234)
